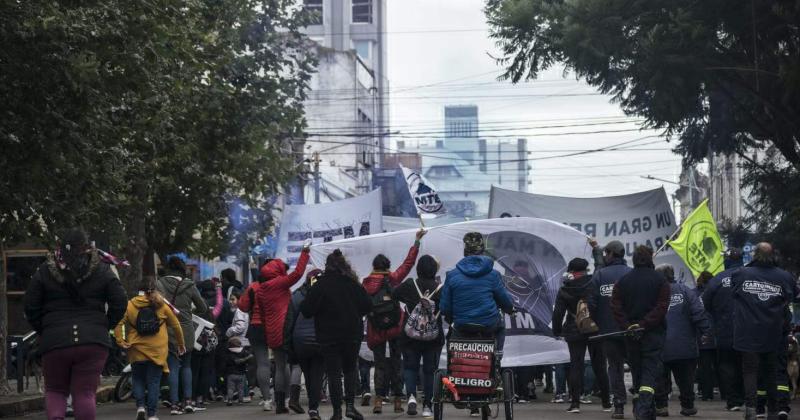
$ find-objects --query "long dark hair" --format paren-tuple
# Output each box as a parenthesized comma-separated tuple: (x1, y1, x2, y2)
(325, 249, 359, 283)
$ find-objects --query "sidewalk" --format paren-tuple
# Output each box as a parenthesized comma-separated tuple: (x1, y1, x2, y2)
(0, 377, 117, 418)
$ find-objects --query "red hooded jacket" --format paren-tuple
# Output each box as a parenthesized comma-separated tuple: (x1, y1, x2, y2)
(363, 245, 419, 349)
(255, 250, 310, 349)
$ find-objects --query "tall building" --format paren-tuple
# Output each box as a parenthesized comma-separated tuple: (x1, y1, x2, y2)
(299, 0, 388, 202)
(390, 105, 530, 217)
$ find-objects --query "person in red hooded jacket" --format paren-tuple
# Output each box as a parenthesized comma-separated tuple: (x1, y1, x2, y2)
(255, 243, 311, 414)
(363, 229, 426, 414)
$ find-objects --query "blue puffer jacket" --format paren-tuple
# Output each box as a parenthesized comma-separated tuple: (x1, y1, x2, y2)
(586, 259, 631, 335)
(440, 255, 514, 328)
(702, 265, 742, 350)
(662, 282, 710, 362)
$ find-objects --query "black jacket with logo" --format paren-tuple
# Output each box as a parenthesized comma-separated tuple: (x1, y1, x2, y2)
(552, 274, 594, 342)
(611, 267, 670, 333)
(701, 265, 743, 350)
(731, 263, 797, 353)
(586, 259, 631, 335)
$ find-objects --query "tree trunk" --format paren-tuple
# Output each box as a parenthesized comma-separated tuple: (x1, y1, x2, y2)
(0, 245, 13, 395)
(120, 206, 147, 296)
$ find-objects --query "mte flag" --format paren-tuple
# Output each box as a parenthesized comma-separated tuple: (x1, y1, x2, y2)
(400, 164, 445, 217)
(668, 200, 724, 277)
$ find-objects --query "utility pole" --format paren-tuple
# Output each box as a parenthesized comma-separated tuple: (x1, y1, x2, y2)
(313, 151, 320, 204)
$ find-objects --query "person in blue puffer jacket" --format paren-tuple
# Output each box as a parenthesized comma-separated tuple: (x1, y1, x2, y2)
(440, 232, 514, 349)
(653, 264, 710, 417)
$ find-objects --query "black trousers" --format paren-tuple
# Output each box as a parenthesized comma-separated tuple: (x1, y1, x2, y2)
(655, 358, 696, 409)
(696, 349, 718, 399)
(755, 337, 790, 414)
(717, 348, 744, 407)
(604, 338, 628, 406)
(627, 332, 665, 420)
(321, 341, 361, 409)
(742, 351, 777, 412)
(298, 350, 326, 411)
(567, 339, 610, 405)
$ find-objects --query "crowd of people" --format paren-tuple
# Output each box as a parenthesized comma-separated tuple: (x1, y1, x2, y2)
(22, 227, 800, 420)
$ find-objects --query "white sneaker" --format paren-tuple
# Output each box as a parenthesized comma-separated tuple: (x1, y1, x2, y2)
(262, 400, 274, 411)
(407, 395, 418, 416)
(422, 406, 433, 418)
(148, 417, 160, 420)
(137, 407, 146, 420)
(242, 396, 252, 403)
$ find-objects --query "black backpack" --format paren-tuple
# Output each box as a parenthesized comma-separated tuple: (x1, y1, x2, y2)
(368, 276, 401, 331)
(135, 305, 161, 336)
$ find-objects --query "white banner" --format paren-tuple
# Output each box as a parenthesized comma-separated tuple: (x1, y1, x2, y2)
(276, 188, 383, 268)
(311, 217, 592, 366)
(489, 186, 693, 284)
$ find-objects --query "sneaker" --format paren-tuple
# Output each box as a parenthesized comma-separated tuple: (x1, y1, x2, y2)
(148, 417, 160, 420)
(193, 403, 206, 412)
(183, 404, 195, 414)
(567, 403, 580, 413)
(516, 395, 528, 404)
(551, 394, 566, 403)
(309, 410, 322, 420)
(655, 407, 669, 417)
(137, 407, 147, 420)
(679, 407, 697, 416)
(163, 401, 173, 409)
(580, 394, 593, 404)
(242, 396, 251, 403)
(727, 406, 744, 412)
(612, 405, 625, 419)
(755, 414, 766, 419)
(422, 406, 433, 418)
(263, 400, 274, 411)
(169, 405, 183, 416)
(469, 407, 480, 417)
(778, 411, 789, 420)
(361, 392, 372, 407)
(407, 395, 418, 416)
(603, 403, 613, 412)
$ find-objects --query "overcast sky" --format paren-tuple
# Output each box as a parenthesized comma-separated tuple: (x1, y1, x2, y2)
(385, 0, 682, 203)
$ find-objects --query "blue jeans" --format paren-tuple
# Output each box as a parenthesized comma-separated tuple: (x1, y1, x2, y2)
(554, 363, 568, 395)
(402, 346, 442, 405)
(167, 352, 193, 404)
(132, 361, 162, 417)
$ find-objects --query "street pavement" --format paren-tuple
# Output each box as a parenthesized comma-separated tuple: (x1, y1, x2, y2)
(20, 395, 779, 420)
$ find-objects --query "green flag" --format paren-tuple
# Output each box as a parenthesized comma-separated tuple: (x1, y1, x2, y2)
(668, 199, 724, 277)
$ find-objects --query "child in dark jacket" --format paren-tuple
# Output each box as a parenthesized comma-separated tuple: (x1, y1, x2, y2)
(225, 337, 253, 406)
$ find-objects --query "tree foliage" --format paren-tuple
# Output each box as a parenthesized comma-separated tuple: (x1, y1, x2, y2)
(485, 0, 800, 265)
(0, 0, 315, 291)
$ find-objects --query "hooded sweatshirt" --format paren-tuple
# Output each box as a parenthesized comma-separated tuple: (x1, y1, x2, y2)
(255, 250, 310, 349)
(551, 273, 593, 342)
(157, 273, 208, 354)
(440, 255, 514, 328)
(114, 295, 184, 372)
(362, 245, 419, 349)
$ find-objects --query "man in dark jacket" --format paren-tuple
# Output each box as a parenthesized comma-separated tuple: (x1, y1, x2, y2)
(703, 248, 745, 410)
(552, 258, 611, 413)
(611, 245, 670, 420)
(586, 240, 632, 418)
(653, 264, 710, 417)
(731, 243, 797, 420)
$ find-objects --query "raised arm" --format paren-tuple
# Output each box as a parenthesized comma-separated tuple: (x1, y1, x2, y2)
(274, 249, 311, 289)
(388, 230, 426, 286)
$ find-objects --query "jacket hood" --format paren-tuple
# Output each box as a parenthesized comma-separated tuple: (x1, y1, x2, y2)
(159, 274, 195, 293)
(131, 295, 154, 308)
(46, 249, 102, 284)
(558, 275, 592, 300)
(260, 259, 287, 281)
(456, 255, 495, 278)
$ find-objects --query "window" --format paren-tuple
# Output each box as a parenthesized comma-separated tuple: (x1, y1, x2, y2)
(304, 0, 323, 25)
(397, 141, 405, 149)
(352, 0, 372, 23)
(353, 40, 371, 61)
(436, 140, 444, 148)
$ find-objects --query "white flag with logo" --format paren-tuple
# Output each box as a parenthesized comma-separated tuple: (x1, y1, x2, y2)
(400, 164, 446, 218)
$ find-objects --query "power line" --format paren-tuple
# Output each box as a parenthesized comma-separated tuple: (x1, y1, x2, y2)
(305, 127, 648, 139)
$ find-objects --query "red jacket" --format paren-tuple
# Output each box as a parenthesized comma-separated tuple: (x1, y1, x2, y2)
(256, 250, 310, 349)
(363, 245, 419, 349)
(238, 282, 263, 326)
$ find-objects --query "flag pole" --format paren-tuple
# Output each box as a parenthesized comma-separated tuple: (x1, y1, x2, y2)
(418, 212, 426, 228)
(654, 198, 710, 257)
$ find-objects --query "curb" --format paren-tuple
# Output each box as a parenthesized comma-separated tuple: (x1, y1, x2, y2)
(0, 384, 115, 418)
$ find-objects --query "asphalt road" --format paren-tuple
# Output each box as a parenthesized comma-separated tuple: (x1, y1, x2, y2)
(20, 395, 769, 420)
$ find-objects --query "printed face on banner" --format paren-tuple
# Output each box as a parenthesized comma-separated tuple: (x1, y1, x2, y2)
(486, 231, 566, 336)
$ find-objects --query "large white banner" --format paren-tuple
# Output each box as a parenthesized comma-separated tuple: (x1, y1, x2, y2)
(311, 217, 592, 366)
(276, 188, 383, 267)
(489, 186, 693, 284)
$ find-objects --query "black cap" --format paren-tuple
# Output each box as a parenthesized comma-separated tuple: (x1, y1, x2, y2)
(567, 258, 589, 273)
(604, 240, 625, 257)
